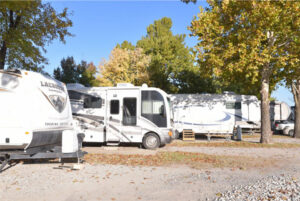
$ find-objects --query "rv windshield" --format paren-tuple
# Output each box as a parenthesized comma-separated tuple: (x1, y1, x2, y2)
(141, 90, 167, 127)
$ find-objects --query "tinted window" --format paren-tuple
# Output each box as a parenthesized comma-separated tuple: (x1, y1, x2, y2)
(123, 98, 137, 126)
(142, 91, 167, 127)
(84, 96, 102, 108)
(68, 90, 102, 108)
(68, 90, 84, 101)
(110, 100, 119, 114)
(226, 102, 241, 109)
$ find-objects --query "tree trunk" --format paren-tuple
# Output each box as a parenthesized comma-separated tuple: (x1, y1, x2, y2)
(292, 80, 300, 138)
(260, 68, 272, 143)
(0, 41, 7, 70)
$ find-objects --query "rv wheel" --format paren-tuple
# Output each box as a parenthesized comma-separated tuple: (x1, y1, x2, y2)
(143, 133, 160, 150)
(288, 130, 294, 137)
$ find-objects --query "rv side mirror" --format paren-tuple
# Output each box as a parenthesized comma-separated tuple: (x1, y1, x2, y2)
(159, 105, 165, 116)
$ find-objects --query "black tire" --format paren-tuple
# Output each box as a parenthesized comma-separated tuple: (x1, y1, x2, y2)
(288, 129, 294, 137)
(143, 133, 160, 150)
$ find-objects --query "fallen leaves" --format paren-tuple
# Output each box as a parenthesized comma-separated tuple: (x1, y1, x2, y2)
(84, 151, 273, 170)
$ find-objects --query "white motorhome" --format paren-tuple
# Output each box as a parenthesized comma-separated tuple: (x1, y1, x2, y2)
(0, 69, 81, 159)
(171, 93, 261, 136)
(67, 83, 173, 149)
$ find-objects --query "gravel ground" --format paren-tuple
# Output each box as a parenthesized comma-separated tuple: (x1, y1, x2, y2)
(1, 137, 300, 201)
(215, 174, 300, 201)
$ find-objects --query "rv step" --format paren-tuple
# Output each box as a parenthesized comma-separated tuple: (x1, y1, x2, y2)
(182, 129, 195, 141)
(106, 142, 120, 146)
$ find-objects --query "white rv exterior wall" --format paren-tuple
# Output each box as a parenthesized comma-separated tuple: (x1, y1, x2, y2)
(0, 70, 75, 152)
(171, 94, 261, 134)
(67, 84, 173, 146)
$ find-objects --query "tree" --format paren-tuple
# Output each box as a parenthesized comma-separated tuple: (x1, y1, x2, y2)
(137, 17, 196, 93)
(116, 41, 135, 50)
(281, 44, 300, 138)
(0, 0, 72, 70)
(80, 62, 99, 87)
(189, 1, 299, 143)
(97, 47, 151, 86)
(291, 80, 300, 138)
(181, 0, 196, 4)
(54, 57, 98, 86)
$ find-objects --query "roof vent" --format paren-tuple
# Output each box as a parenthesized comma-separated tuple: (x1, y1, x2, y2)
(142, 83, 148, 88)
(223, 91, 235, 95)
(116, 83, 134, 87)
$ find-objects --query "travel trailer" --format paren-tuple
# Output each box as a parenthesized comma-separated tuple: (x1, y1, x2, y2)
(270, 101, 292, 130)
(171, 93, 261, 137)
(0, 69, 83, 170)
(67, 83, 173, 149)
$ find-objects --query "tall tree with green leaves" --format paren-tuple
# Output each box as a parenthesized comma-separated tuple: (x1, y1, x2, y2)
(116, 40, 135, 50)
(54, 57, 98, 86)
(137, 17, 197, 93)
(80, 62, 99, 87)
(189, 1, 299, 143)
(0, 0, 72, 71)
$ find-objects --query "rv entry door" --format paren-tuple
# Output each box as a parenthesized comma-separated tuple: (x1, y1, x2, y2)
(106, 89, 141, 143)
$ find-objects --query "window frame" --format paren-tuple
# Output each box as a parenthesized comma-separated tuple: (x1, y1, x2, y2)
(122, 97, 137, 126)
(110, 99, 120, 114)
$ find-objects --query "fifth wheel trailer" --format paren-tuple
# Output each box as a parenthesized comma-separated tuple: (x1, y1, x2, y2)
(171, 93, 261, 137)
(67, 83, 174, 149)
(0, 69, 84, 170)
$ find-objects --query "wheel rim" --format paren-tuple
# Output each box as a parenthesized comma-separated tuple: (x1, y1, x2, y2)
(146, 136, 158, 148)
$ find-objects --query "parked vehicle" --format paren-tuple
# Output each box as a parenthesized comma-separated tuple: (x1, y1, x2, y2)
(0, 69, 83, 171)
(270, 101, 292, 130)
(171, 92, 261, 136)
(67, 83, 173, 149)
(275, 120, 294, 136)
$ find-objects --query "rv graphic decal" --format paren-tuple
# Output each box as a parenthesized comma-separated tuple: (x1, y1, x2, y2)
(174, 112, 248, 126)
(49, 95, 67, 113)
(41, 81, 65, 92)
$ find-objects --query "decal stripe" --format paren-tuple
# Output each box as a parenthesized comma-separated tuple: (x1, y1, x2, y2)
(0, 71, 22, 78)
(174, 121, 224, 126)
(108, 124, 132, 142)
(73, 113, 104, 122)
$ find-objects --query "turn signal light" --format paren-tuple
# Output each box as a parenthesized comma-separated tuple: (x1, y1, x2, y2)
(168, 130, 173, 137)
(25, 132, 30, 135)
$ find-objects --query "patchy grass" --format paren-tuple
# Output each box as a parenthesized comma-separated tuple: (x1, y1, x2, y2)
(84, 151, 276, 170)
(242, 134, 292, 139)
(168, 140, 300, 149)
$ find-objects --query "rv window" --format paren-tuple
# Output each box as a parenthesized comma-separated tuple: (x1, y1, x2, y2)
(68, 90, 84, 101)
(84, 96, 102, 108)
(226, 102, 241, 109)
(123, 98, 137, 126)
(110, 100, 119, 114)
(141, 91, 167, 127)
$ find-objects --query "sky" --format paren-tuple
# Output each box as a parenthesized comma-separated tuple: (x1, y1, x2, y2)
(44, 1, 294, 106)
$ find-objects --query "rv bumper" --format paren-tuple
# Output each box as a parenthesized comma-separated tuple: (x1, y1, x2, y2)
(160, 129, 173, 145)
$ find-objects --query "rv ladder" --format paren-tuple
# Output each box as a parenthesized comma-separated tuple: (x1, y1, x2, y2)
(182, 129, 195, 141)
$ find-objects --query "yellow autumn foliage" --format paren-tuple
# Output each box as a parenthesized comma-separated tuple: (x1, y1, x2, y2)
(97, 47, 151, 87)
